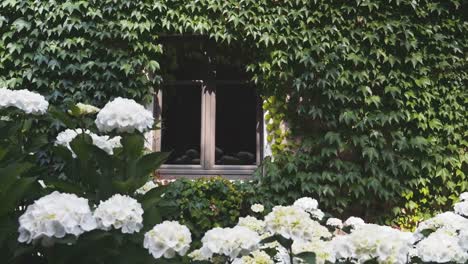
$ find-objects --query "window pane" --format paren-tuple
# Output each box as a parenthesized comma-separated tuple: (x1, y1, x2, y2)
(161, 85, 201, 164)
(215, 85, 257, 165)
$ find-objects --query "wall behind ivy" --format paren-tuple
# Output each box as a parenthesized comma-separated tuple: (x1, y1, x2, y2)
(1, 0, 466, 224)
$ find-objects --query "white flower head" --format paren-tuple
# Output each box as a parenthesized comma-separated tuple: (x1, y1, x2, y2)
(460, 192, 468, 202)
(293, 197, 319, 212)
(232, 250, 274, 264)
(343, 216, 365, 228)
(237, 216, 266, 234)
(75, 103, 100, 115)
(188, 249, 207, 261)
(55, 129, 121, 157)
(95, 97, 154, 133)
(411, 229, 468, 263)
(332, 224, 414, 264)
(454, 201, 468, 217)
(135, 180, 158, 195)
(310, 209, 325, 220)
(415, 212, 468, 236)
(18, 191, 96, 244)
(326, 218, 343, 228)
(0, 88, 49, 115)
(199, 226, 261, 260)
(264, 206, 331, 241)
(251, 203, 265, 213)
(292, 239, 335, 264)
(93, 194, 143, 234)
(144, 221, 192, 259)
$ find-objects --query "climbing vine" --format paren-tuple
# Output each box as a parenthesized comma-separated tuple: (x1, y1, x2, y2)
(1, 0, 466, 224)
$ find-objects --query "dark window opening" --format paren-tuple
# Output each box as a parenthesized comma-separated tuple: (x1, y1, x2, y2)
(155, 36, 262, 177)
(161, 84, 201, 164)
(215, 84, 257, 165)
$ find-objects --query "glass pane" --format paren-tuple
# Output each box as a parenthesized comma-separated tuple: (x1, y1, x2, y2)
(215, 85, 257, 165)
(161, 85, 201, 164)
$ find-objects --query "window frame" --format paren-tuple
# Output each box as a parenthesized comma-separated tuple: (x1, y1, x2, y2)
(152, 36, 263, 179)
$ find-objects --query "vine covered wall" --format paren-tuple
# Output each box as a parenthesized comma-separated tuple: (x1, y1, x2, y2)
(1, 0, 467, 224)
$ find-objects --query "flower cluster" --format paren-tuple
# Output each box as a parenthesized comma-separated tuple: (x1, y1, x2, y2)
(143, 221, 192, 259)
(74, 103, 100, 115)
(343, 216, 365, 228)
(93, 194, 143, 234)
(237, 216, 266, 235)
(292, 239, 335, 264)
(95, 97, 154, 133)
(411, 229, 468, 263)
(293, 197, 324, 220)
(264, 205, 331, 241)
(232, 250, 274, 264)
(251, 203, 265, 213)
(0, 88, 49, 115)
(197, 226, 261, 260)
(326, 218, 343, 229)
(55, 129, 121, 157)
(409, 194, 468, 263)
(18, 192, 96, 244)
(332, 224, 414, 264)
(135, 180, 158, 195)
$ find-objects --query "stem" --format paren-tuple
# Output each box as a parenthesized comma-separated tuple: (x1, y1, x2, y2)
(289, 245, 294, 264)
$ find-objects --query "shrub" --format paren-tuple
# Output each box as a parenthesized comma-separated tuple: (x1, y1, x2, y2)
(164, 177, 245, 239)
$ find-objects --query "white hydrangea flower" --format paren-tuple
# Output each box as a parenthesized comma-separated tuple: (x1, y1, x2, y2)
(95, 97, 154, 133)
(332, 224, 414, 264)
(135, 180, 158, 195)
(93, 194, 143, 234)
(232, 250, 274, 264)
(18, 191, 96, 244)
(251, 203, 265, 213)
(309, 209, 325, 220)
(144, 221, 192, 259)
(343, 216, 365, 228)
(292, 239, 335, 264)
(188, 249, 207, 261)
(415, 212, 468, 237)
(326, 218, 343, 228)
(237, 216, 266, 234)
(293, 197, 318, 212)
(55, 129, 121, 157)
(0, 88, 49, 115)
(411, 229, 468, 263)
(75, 103, 100, 115)
(264, 206, 331, 241)
(460, 192, 468, 201)
(199, 226, 261, 260)
(458, 228, 468, 252)
(454, 201, 468, 217)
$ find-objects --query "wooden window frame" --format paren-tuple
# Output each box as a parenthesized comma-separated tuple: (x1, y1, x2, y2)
(152, 36, 263, 179)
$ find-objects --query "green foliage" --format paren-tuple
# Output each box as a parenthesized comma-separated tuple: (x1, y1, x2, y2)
(0, 112, 47, 262)
(0, 0, 162, 106)
(164, 177, 244, 239)
(1, 0, 467, 226)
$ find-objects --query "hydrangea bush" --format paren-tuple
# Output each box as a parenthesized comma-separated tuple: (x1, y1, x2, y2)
(2, 88, 468, 264)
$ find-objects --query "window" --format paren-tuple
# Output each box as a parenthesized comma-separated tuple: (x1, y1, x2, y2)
(152, 36, 263, 179)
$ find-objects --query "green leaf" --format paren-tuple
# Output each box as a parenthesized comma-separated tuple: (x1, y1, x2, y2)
(295, 252, 317, 264)
(135, 152, 170, 179)
(0, 177, 37, 217)
(49, 105, 76, 128)
(121, 134, 144, 161)
(0, 163, 33, 194)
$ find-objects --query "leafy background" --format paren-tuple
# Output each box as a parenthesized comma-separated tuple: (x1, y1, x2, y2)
(1, 0, 467, 226)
